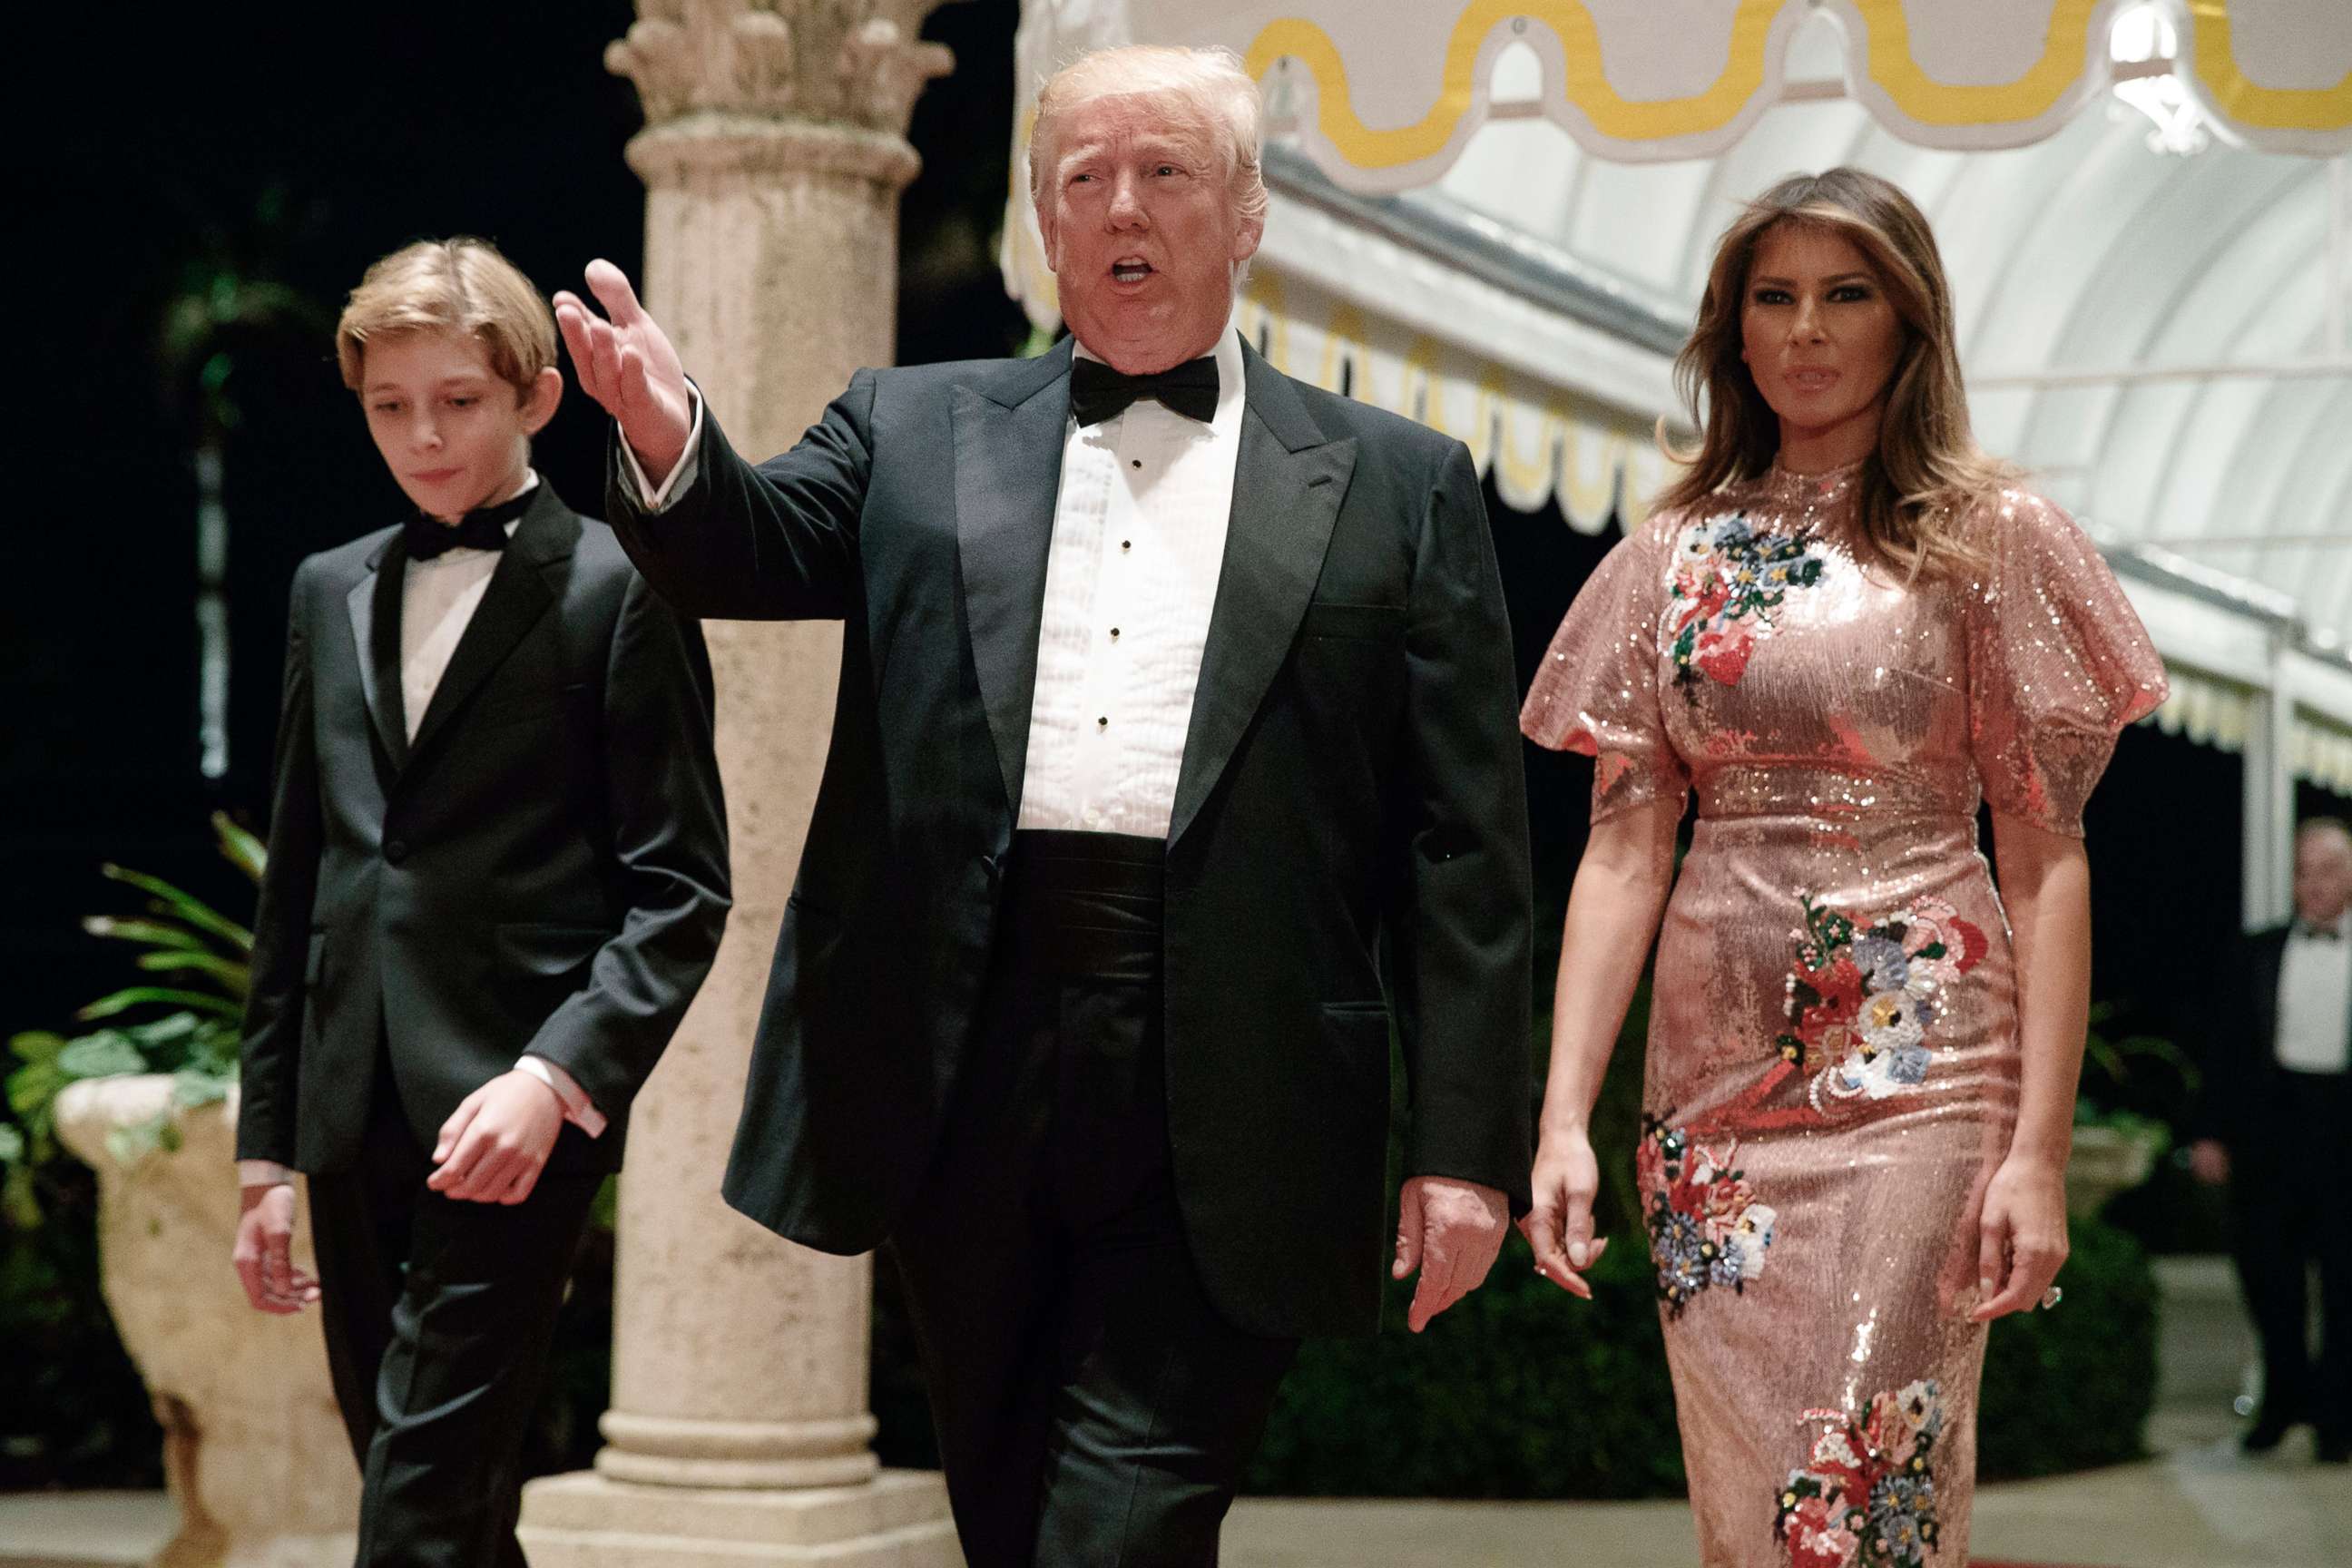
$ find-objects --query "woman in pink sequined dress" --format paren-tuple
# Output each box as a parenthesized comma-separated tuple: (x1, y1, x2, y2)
(1517, 169, 2166, 1566)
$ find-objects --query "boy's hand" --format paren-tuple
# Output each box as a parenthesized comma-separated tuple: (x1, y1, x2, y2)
(428, 1071, 565, 1205)
(231, 1182, 319, 1314)
(553, 260, 695, 485)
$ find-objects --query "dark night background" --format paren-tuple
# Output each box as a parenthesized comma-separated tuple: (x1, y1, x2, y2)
(3, 0, 2337, 1485)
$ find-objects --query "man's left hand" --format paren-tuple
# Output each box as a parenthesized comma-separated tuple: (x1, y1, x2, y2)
(427, 1071, 565, 1205)
(1392, 1175, 1509, 1334)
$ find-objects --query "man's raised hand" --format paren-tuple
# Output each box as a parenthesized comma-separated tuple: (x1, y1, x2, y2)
(553, 260, 695, 486)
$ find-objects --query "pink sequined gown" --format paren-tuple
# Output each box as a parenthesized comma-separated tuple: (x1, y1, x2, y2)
(1521, 463, 2165, 1567)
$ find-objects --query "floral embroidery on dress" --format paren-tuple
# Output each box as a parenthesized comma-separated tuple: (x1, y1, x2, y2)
(1773, 1380, 1945, 1568)
(1662, 514, 1828, 696)
(1637, 1114, 1778, 1317)
(1776, 895, 1986, 1110)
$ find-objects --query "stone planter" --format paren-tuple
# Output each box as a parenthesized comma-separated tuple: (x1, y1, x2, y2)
(2064, 1120, 2162, 1219)
(53, 1075, 358, 1568)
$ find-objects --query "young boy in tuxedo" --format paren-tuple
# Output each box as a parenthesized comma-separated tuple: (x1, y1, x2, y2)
(230, 237, 729, 1565)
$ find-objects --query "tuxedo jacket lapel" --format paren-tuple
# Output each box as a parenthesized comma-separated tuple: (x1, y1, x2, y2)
(953, 340, 1074, 818)
(407, 487, 575, 764)
(348, 535, 409, 770)
(1168, 346, 1357, 847)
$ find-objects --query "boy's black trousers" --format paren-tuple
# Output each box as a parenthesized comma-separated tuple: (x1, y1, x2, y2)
(306, 1046, 599, 1568)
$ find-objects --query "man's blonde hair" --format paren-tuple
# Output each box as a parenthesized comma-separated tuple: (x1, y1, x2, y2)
(1028, 45, 1267, 230)
(335, 237, 557, 397)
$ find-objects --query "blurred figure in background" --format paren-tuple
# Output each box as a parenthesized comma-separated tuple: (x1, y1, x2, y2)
(2190, 817, 2352, 1463)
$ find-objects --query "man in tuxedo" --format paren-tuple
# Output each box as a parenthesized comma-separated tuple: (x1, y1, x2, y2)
(2190, 817, 2352, 1462)
(232, 238, 730, 1563)
(555, 43, 1532, 1567)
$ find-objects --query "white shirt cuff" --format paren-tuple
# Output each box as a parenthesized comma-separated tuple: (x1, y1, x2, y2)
(238, 1160, 292, 1188)
(617, 382, 704, 513)
(515, 1054, 609, 1138)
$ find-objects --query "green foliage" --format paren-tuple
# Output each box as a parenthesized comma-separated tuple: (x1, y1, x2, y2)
(1246, 997, 1674, 1499)
(3, 813, 257, 1197)
(1246, 1236, 1683, 1498)
(0, 816, 263, 1485)
(2075, 1000, 2221, 1253)
(2078, 1001, 2196, 1124)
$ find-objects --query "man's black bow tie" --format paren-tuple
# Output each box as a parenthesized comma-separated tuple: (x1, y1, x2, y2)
(404, 489, 534, 561)
(2300, 919, 2344, 942)
(1071, 355, 1219, 426)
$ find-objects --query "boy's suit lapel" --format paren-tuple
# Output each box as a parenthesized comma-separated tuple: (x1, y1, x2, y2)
(348, 535, 409, 771)
(407, 486, 576, 764)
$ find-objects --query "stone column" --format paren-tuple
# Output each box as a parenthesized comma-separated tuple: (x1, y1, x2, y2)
(520, 4, 958, 1562)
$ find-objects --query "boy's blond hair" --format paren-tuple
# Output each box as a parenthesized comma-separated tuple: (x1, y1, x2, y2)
(335, 237, 557, 397)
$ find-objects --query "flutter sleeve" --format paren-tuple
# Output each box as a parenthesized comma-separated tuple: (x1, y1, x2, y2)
(1520, 511, 1690, 823)
(1965, 491, 2168, 836)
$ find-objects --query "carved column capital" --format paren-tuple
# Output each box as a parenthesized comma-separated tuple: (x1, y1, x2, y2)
(609, 0, 955, 135)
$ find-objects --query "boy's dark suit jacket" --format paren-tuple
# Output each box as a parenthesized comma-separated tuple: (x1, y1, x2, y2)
(606, 338, 1533, 1339)
(236, 483, 730, 1175)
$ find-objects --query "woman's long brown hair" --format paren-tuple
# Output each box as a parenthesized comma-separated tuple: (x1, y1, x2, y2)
(1656, 167, 2010, 577)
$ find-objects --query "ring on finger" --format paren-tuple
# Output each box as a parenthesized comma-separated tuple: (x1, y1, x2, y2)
(2038, 1284, 2063, 1310)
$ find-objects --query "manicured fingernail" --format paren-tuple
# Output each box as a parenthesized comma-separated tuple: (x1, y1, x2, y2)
(1978, 1279, 1992, 1295)
(1569, 1242, 1589, 1268)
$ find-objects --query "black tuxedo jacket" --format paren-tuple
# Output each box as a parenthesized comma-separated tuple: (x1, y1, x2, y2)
(608, 338, 1533, 1338)
(235, 484, 730, 1176)
(2194, 923, 2338, 1150)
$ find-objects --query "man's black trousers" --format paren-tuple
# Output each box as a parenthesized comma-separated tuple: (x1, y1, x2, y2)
(887, 829, 1300, 1568)
(2230, 1066, 2352, 1446)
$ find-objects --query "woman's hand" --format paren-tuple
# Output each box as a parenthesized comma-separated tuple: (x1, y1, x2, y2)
(1519, 1127, 1610, 1299)
(1969, 1153, 2068, 1321)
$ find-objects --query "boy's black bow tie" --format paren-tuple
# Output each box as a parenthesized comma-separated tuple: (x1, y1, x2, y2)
(404, 490, 534, 560)
(1070, 355, 1219, 426)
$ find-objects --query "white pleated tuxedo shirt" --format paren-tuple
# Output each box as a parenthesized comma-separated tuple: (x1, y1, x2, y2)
(2276, 921, 2352, 1073)
(239, 474, 603, 1190)
(1015, 328, 1244, 838)
(624, 329, 1248, 838)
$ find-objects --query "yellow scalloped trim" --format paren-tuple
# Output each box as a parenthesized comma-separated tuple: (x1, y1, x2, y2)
(1244, 0, 1786, 163)
(1492, 400, 1565, 505)
(2187, 0, 2352, 132)
(1846, 0, 2108, 127)
(1246, 1, 2346, 155)
(1318, 301, 1367, 395)
(1240, 270, 1291, 371)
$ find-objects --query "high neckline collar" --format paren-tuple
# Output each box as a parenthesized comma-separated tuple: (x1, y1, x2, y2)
(1762, 455, 1868, 505)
